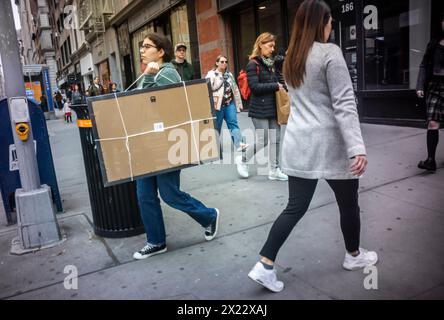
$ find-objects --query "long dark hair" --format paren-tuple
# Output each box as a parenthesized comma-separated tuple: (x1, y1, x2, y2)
(284, 0, 331, 88)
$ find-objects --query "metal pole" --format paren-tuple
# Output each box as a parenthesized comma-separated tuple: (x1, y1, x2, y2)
(0, 0, 61, 252)
(0, 0, 40, 192)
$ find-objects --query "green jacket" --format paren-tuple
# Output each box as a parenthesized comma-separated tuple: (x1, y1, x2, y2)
(140, 62, 181, 89)
(88, 84, 104, 96)
(171, 60, 195, 81)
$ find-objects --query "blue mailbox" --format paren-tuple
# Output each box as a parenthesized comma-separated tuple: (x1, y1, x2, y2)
(0, 98, 63, 224)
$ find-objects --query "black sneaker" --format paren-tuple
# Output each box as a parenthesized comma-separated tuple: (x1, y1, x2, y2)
(418, 159, 436, 172)
(205, 209, 220, 241)
(133, 243, 167, 260)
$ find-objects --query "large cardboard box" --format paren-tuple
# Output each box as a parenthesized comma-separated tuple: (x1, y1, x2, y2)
(88, 79, 220, 187)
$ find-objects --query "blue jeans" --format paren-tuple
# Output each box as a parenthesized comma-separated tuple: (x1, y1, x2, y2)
(136, 170, 217, 246)
(216, 102, 243, 149)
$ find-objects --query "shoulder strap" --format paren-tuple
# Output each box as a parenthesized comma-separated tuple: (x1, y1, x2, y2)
(154, 67, 181, 83)
(248, 59, 260, 76)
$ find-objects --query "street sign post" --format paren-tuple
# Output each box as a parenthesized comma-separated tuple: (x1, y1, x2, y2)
(0, 0, 62, 253)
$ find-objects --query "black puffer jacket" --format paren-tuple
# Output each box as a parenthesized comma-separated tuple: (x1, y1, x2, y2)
(246, 57, 284, 119)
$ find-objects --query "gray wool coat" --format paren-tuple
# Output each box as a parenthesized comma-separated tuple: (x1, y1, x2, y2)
(281, 42, 366, 180)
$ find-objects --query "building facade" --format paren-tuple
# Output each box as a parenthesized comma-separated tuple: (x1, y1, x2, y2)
(198, 0, 443, 126)
(16, 0, 38, 65)
(77, 0, 120, 93)
(105, 0, 199, 90)
(29, 0, 58, 95)
(18, 0, 440, 126)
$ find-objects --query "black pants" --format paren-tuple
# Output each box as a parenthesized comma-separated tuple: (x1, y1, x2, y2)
(260, 176, 361, 262)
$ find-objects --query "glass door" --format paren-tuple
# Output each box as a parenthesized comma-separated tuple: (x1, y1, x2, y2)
(235, 7, 256, 71)
(329, 0, 359, 91)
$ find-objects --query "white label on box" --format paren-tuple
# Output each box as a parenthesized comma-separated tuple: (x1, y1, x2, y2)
(9, 141, 37, 171)
(154, 122, 165, 132)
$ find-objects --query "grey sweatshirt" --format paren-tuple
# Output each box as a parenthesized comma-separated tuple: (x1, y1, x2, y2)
(281, 42, 366, 180)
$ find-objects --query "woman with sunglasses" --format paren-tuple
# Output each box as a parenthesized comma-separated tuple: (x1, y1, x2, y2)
(206, 55, 248, 152)
(248, 0, 377, 293)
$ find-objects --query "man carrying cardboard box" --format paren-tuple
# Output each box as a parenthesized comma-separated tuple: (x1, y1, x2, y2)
(133, 33, 220, 260)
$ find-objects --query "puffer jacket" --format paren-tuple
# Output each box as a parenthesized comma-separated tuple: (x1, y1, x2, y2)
(206, 69, 243, 112)
(246, 57, 284, 119)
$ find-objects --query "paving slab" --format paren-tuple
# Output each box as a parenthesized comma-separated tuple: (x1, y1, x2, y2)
(0, 214, 116, 299)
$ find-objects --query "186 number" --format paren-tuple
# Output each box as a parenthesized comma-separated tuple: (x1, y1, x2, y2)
(342, 2, 354, 13)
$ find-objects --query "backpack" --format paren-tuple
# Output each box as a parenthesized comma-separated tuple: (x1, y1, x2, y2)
(237, 60, 260, 100)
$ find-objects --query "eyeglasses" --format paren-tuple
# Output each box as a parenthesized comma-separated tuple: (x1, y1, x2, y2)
(219, 60, 228, 64)
(140, 43, 157, 50)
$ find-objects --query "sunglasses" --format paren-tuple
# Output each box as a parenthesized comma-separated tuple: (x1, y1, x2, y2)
(219, 60, 228, 64)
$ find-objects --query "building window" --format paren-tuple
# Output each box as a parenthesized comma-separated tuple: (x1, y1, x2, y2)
(233, 0, 287, 72)
(131, 23, 155, 77)
(67, 36, 72, 56)
(61, 45, 66, 66)
(257, 0, 284, 49)
(98, 60, 110, 94)
(236, 7, 255, 69)
(363, 0, 432, 90)
(287, 0, 304, 32)
(170, 4, 192, 62)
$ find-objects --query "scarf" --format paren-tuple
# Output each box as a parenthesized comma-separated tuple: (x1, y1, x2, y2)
(261, 56, 275, 69)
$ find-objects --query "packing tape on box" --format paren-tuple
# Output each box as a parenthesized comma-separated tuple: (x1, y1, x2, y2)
(95, 82, 215, 181)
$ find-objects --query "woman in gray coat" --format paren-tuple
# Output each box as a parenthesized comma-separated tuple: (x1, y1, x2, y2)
(248, 0, 377, 293)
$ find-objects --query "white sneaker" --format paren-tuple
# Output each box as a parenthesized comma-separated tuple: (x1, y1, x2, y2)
(343, 248, 378, 271)
(235, 156, 249, 179)
(248, 262, 284, 293)
(269, 168, 288, 181)
(236, 143, 250, 152)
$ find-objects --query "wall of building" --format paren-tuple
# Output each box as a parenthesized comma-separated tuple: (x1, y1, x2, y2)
(33, 0, 57, 93)
(17, 0, 37, 65)
(195, 0, 234, 77)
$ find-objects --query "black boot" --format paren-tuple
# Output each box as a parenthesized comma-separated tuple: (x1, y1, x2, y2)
(418, 158, 437, 172)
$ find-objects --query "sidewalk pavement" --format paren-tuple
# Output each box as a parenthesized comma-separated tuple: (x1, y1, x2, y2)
(0, 112, 443, 300)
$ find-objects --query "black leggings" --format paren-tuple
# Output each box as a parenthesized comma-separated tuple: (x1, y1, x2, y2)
(260, 176, 361, 262)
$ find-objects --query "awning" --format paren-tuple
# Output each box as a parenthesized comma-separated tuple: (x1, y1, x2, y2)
(57, 78, 66, 86)
(22, 64, 47, 76)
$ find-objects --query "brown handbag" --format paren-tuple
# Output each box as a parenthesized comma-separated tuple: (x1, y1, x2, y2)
(276, 87, 290, 125)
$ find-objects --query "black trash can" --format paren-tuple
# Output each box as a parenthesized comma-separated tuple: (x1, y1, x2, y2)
(71, 104, 145, 238)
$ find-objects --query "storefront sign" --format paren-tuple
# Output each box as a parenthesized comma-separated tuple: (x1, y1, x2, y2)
(350, 25, 356, 40)
(364, 5, 378, 30)
(25, 81, 42, 102)
(338, 2, 378, 31)
(43, 67, 54, 112)
(128, 0, 182, 33)
(9, 141, 37, 171)
(80, 53, 94, 76)
(341, 1, 354, 13)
